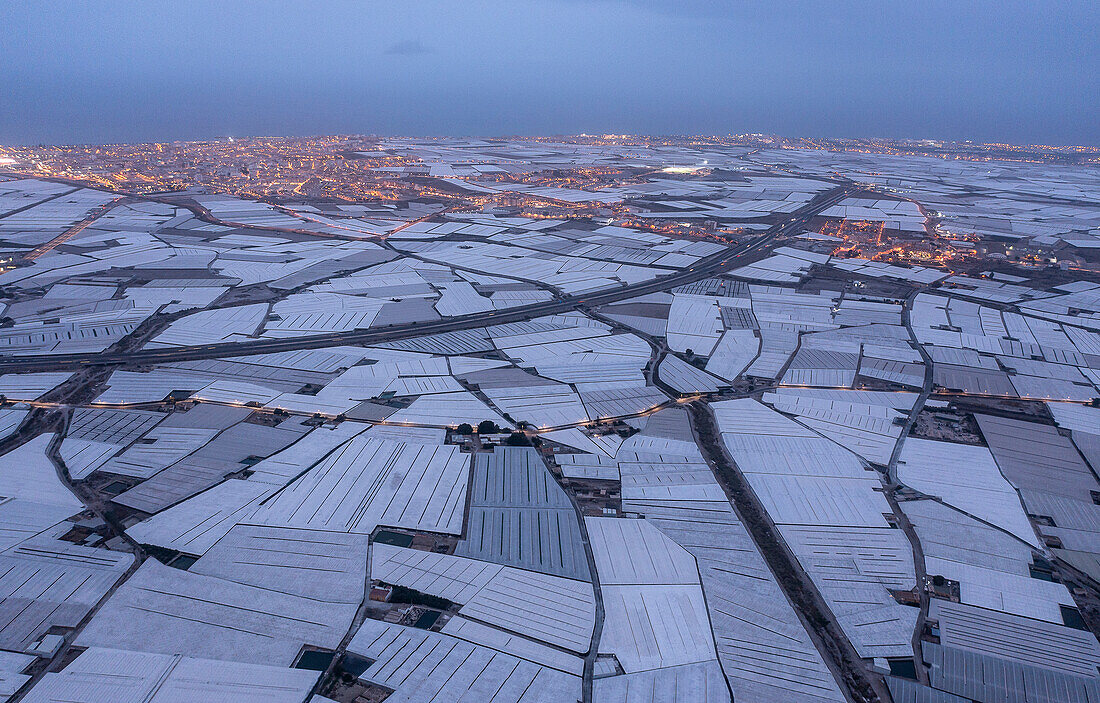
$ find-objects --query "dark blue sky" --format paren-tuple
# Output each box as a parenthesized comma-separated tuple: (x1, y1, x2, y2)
(2, 1, 1097, 145)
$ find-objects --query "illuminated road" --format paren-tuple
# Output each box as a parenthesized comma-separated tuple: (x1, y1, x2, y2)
(0, 185, 854, 372)
(24, 198, 123, 261)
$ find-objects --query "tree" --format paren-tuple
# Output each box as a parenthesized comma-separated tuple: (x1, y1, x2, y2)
(505, 431, 530, 447)
(456, 423, 474, 435)
(477, 420, 500, 434)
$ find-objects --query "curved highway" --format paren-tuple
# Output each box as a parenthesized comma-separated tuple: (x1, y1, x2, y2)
(0, 185, 853, 372)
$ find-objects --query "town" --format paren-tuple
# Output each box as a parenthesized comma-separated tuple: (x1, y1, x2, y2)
(0, 135, 1097, 702)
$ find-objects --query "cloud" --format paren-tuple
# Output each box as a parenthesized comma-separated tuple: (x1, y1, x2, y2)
(384, 39, 430, 56)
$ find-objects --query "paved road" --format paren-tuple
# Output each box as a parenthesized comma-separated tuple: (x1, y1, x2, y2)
(885, 285, 937, 685)
(689, 402, 888, 703)
(0, 185, 854, 372)
(0, 184, 81, 221)
(24, 198, 123, 261)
